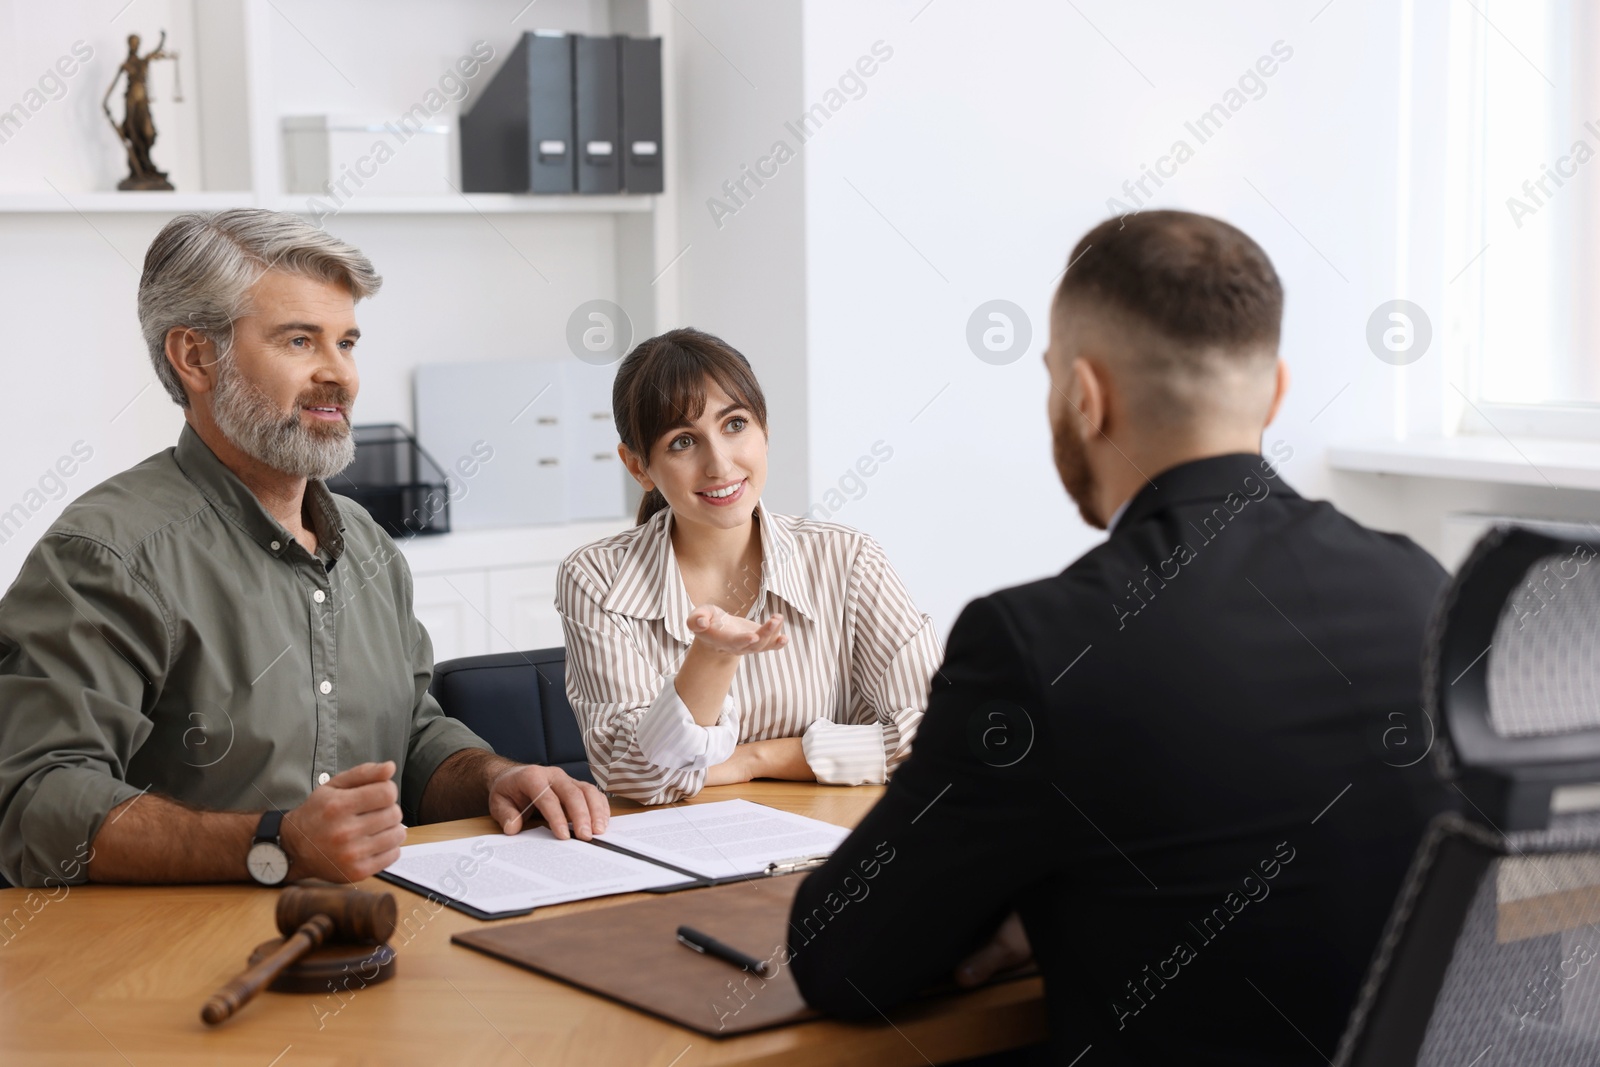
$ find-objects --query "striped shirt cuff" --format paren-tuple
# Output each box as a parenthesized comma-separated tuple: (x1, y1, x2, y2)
(801, 720, 889, 786)
(635, 674, 741, 772)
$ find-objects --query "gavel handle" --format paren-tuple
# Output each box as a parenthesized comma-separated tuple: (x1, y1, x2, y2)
(201, 913, 335, 1026)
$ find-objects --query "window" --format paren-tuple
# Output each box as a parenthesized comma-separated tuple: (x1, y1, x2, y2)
(1446, 0, 1600, 437)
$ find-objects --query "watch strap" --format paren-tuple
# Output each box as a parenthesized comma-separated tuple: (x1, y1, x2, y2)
(254, 809, 285, 846)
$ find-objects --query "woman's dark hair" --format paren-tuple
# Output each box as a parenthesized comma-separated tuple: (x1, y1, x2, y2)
(612, 327, 769, 525)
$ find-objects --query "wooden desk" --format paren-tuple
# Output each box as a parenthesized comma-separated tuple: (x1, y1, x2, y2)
(0, 783, 1045, 1065)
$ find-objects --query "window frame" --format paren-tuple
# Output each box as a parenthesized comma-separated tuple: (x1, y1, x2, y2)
(1444, 0, 1600, 441)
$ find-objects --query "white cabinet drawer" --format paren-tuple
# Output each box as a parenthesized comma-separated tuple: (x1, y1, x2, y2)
(412, 572, 490, 662)
(487, 564, 564, 654)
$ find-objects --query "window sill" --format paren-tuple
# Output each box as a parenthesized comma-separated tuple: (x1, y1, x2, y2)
(1327, 437, 1600, 492)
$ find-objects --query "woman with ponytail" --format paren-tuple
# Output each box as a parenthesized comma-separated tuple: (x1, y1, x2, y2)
(556, 328, 941, 805)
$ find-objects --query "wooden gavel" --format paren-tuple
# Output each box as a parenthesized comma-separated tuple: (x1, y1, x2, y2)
(201, 885, 397, 1026)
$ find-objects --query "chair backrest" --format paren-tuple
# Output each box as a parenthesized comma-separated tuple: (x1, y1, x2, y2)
(1335, 815, 1600, 1066)
(429, 647, 594, 783)
(1335, 523, 1600, 1065)
(1429, 524, 1600, 830)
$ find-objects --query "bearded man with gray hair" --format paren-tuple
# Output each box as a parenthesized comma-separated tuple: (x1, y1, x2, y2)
(0, 209, 607, 889)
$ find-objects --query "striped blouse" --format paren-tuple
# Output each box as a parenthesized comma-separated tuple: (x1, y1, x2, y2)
(556, 501, 942, 805)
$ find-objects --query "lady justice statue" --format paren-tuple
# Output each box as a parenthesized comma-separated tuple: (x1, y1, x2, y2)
(102, 32, 183, 191)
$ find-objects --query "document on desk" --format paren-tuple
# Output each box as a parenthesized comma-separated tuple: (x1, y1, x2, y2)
(381, 827, 691, 919)
(596, 798, 851, 882)
(380, 800, 851, 919)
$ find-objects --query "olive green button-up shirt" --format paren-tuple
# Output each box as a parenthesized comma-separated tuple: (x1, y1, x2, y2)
(0, 425, 488, 887)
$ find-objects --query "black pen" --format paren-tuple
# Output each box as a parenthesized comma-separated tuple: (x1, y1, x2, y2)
(676, 925, 775, 978)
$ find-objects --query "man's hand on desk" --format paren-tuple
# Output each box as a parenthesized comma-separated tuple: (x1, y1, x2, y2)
(281, 761, 407, 882)
(88, 763, 404, 885)
(418, 749, 608, 839)
(955, 912, 1034, 988)
(488, 764, 610, 841)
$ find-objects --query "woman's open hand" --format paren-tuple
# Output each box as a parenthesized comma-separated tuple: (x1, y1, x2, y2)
(672, 608, 788, 727)
(686, 605, 788, 656)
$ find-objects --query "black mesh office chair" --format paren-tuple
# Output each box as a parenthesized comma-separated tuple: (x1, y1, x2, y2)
(429, 647, 595, 784)
(1336, 524, 1600, 1066)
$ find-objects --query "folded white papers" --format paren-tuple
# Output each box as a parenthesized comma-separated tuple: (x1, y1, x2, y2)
(385, 827, 688, 914)
(598, 798, 852, 882)
(383, 798, 853, 916)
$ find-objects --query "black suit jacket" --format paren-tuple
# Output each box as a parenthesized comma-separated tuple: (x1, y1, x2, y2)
(788, 453, 1453, 1065)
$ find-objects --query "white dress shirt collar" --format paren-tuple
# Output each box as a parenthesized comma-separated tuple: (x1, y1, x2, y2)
(1107, 496, 1133, 533)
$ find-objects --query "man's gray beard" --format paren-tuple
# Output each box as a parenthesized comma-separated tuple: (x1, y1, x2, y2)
(211, 360, 355, 481)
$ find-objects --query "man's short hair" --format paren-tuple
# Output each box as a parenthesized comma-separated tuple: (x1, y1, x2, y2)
(137, 209, 382, 407)
(1055, 210, 1282, 350)
(1052, 211, 1283, 420)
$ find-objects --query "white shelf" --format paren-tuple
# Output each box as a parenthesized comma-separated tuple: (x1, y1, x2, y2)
(270, 193, 654, 215)
(1329, 436, 1600, 492)
(0, 191, 655, 215)
(0, 191, 257, 213)
(395, 519, 630, 575)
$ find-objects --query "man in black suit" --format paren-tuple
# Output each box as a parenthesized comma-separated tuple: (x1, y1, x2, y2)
(788, 210, 1452, 1064)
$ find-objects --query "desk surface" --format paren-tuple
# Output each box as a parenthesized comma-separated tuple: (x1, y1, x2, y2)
(0, 783, 1045, 1066)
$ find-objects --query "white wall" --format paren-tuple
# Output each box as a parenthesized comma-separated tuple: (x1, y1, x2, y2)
(0, 0, 639, 592)
(6, 0, 1600, 632)
(663, 0, 811, 515)
(0, 213, 184, 588)
(788, 0, 1404, 626)
(0, 0, 200, 194)
(778, 0, 1600, 630)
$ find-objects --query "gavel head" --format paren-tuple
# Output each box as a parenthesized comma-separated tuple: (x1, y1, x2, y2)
(275, 886, 397, 945)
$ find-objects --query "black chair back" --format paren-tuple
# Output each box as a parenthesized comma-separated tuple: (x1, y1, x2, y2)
(429, 647, 594, 783)
(1336, 524, 1600, 1065)
(1430, 525, 1600, 831)
(1337, 815, 1600, 1065)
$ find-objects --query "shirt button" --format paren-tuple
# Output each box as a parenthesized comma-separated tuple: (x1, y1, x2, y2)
(313, 589, 326, 604)
(270, 540, 281, 552)
(319, 679, 332, 695)
(317, 772, 331, 786)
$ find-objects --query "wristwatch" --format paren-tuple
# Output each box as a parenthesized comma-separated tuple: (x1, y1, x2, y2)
(246, 810, 290, 886)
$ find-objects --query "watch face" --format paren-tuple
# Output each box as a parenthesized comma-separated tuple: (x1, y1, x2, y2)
(247, 841, 289, 886)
